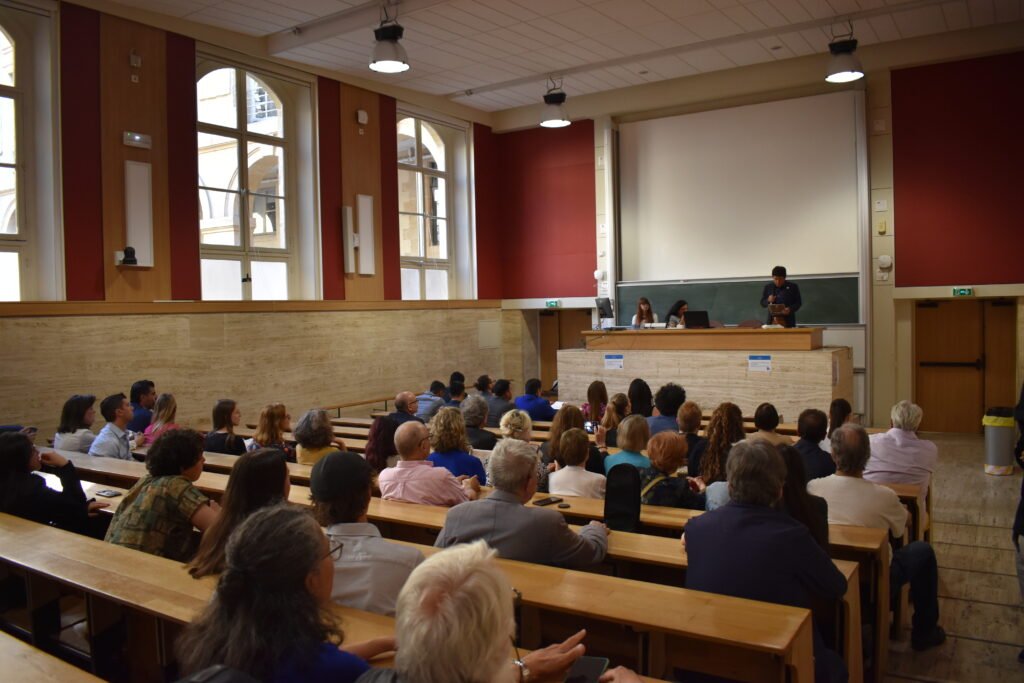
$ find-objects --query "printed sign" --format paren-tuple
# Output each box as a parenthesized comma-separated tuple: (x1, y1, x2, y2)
(748, 354, 772, 373)
(604, 354, 624, 370)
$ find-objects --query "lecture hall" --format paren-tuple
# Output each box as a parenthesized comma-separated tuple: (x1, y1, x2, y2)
(0, 1, 1022, 682)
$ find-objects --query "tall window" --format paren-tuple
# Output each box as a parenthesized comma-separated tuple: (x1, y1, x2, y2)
(197, 66, 292, 300)
(0, 27, 20, 300)
(398, 116, 459, 300)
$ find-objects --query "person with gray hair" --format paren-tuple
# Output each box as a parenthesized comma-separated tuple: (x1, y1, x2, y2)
(682, 439, 848, 683)
(864, 401, 938, 503)
(434, 439, 608, 568)
(809, 424, 946, 651)
(293, 408, 346, 465)
(460, 395, 497, 451)
(388, 391, 424, 427)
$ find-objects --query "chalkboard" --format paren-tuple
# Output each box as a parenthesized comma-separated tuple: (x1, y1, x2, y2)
(616, 276, 860, 326)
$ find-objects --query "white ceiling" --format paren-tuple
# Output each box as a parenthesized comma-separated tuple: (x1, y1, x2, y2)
(119, 0, 1021, 111)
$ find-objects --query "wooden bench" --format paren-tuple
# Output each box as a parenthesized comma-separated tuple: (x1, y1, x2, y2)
(0, 630, 104, 682)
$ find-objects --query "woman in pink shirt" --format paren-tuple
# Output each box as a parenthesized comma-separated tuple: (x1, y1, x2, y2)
(142, 393, 180, 446)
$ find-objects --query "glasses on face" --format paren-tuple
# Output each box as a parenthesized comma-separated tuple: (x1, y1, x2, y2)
(324, 539, 344, 561)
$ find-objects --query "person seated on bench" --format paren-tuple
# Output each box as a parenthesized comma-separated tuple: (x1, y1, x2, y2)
(248, 403, 295, 462)
(746, 402, 789, 447)
(684, 440, 848, 683)
(823, 398, 854, 453)
(460, 396, 497, 451)
(294, 409, 346, 466)
(141, 393, 180, 446)
(514, 378, 557, 422)
(499, 408, 533, 444)
(414, 381, 446, 422)
(105, 429, 220, 561)
(187, 448, 290, 578)
(794, 408, 834, 483)
(602, 415, 651, 474)
(0, 432, 108, 535)
(126, 379, 157, 433)
(809, 424, 946, 651)
(864, 400, 938, 496)
(435, 439, 608, 569)
(357, 540, 588, 683)
(444, 381, 467, 408)
(378, 422, 479, 506)
(539, 405, 607, 480)
(88, 393, 136, 460)
(677, 400, 707, 477)
(426, 408, 487, 485)
(601, 392, 630, 448)
(472, 374, 494, 398)
(548, 428, 606, 500)
(485, 379, 515, 428)
(177, 504, 394, 683)
(639, 431, 705, 510)
(628, 378, 654, 418)
(701, 402, 746, 511)
(647, 382, 686, 436)
(311, 451, 423, 617)
(777, 444, 829, 549)
(364, 416, 399, 473)
(204, 399, 247, 456)
(389, 392, 424, 427)
(581, 380, 609, 425)
(53, 394, 97, 454)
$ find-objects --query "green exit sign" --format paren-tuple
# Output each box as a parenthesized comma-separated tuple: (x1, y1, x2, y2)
(952, 287, 974, 297)
(545, 299, 561, 308)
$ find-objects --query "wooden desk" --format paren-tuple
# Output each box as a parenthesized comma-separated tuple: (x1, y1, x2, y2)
(582, 327, 824, 351)
(233, 426, 369, 453)
(0, 630, 104, 682)
(880, 482, 928, 541)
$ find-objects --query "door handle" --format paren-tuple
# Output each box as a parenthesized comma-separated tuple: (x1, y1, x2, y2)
(919, 359, 984, 370)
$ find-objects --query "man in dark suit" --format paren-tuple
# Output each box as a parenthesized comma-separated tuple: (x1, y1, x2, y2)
(684, 440, 848, 683)
(794, 408, 835, 482)
(760, 265, 802, 327)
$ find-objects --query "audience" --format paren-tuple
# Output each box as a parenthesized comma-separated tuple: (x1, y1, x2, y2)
(747, 402, 789, 446)
(88, 393, 136, 460)
(809, 424, 946, 651)
(824, 398, 854, 452)
(600, 392, 630, 448)
(602, 415, 651, 474)
(777, 444, 829, 548)
(460, 395, 497, 451)
(647, 382, 687, 436)
(548, 428, 606, 499)
(435, 439, 608, 568)
(105, 429, 220, 561)
(126, 379, 157, 432)
(794, 408, 834, 483)
(311, 451, 424, 617)
(53, 394, 97, 454)
(581, 380, 609, 425)
(294, 409, 345, 465)
(426, 407, 487, 484)
(1, 432, 107, 535)
(677, 401, 708, 477)
(484, 378, 515, 428)
(515, 378, 557, 421)
(700, 402, 745, 485)
(639, 431, 705, 509)
(363, 415, 399, 473)
(414, 381, 446, 421)
(187, 448, 290, 578)
(248, 403, 295, 462)
(444, 381, 467, 407)
(141, 393, 179, 446)
(378, 421, 479, 506)
(472, 374, 493, 397)
(176, 504, 393, 682)
(389, 392, 423, 426)
(539, 404, 606, 477)
(627, 378, 654, 418)
(499, 407, 533, 443)
(204, 399, 247, 456)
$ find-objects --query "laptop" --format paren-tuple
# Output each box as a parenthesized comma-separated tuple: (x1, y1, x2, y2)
(682, 310, 711, 329)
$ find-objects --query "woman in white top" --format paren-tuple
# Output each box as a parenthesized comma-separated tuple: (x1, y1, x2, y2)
(53, 394, 97, 453)
(548, 428, 606, 499)
(631, 297, 658, 327)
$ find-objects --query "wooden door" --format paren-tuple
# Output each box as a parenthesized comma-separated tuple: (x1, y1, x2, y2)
(983, 299, 1018, 409)
(558, 309, 592, 351)
(914, 300, 984, 432)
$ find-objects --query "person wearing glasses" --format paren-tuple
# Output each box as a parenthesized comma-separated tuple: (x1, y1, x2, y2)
(311, 451, 423, 617)
(378, 421, 480, 506)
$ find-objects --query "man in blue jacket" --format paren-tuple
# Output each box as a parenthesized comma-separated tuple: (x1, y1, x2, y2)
(760, 265, 802, 327)
(514, 378, 557, 421)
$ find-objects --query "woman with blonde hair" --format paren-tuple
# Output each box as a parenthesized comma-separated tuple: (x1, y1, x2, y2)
(427, 407, 486, 484)
(602, 414, 650, 473)
(248, 403, 294, 462)
(601, 393, 630, 448)
(498, 408, 533, 443)
(142, 393, 179, 446)
(638, 431, 705, 509)
(700, 402, 745, 485)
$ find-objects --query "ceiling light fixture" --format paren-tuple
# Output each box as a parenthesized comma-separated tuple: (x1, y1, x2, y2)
(369, 4, 409, 74)
(825, 21, 864, 84)
(540, 77, 570, 128)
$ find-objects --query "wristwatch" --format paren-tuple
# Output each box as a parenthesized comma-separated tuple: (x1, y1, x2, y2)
(513, 656, 531, 683)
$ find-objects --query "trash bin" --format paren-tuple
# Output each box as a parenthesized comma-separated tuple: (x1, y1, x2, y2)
(982, 407, 1016, 475)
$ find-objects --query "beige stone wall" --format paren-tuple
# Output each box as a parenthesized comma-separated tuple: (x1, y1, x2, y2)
(1, 307, 528, 439)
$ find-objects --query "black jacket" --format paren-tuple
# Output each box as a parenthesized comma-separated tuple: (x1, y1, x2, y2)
(794, 438, 836, 483)
(760, 280, 802, 327)
(1, 462, 89, 534)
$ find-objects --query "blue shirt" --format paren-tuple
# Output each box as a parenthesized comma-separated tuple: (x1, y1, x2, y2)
(427, 449, 487, 485)
(514, 394, 556, 421)
(88, 423, 132, 460)
(414, 393, 444, 421)
(273, 643, 368, 683)
(603, 450, 651, 474)
(646, 414, 678, 436)
(126, 403, 152, 433)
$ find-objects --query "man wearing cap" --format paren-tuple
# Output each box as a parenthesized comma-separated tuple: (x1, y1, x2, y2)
(310, 451, 424, 617)
(378, 421, 481, 507)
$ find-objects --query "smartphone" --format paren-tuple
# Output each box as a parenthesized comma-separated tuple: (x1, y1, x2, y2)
(565, 656, 610, 683)
(583, 421, 595, 434)
(95, 490, 122, 498)
(533, 496, 563, 507)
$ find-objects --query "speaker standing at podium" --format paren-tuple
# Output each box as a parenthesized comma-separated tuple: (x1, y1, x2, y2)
(760, 266, 802, 327)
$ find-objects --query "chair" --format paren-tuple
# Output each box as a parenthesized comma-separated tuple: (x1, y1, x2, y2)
(737, 319, 763, 328)
(603, 464, 641, 532)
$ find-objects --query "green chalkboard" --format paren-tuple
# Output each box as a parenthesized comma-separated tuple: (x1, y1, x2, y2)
(616, 277, 860, 326)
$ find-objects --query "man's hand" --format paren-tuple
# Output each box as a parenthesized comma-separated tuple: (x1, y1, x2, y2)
(588, 521, 609, 536)
(461, 475, 480, 492)
(595, 425, 607, 448)
(599, 666, 644, 683)
(767, 294, 776, 303)
(521, 629, 586, 682)
(87, 501, 110, 516)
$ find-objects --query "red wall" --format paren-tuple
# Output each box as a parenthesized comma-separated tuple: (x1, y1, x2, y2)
(378, 96, 401, 300)
(317, 77, 344, 300)
(892, 51, 1024, 287)
(477, 121, 597, 299)
(166, 33, 201, 300)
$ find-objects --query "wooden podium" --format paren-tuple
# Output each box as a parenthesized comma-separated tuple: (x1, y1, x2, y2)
(561, 327, 851, 421)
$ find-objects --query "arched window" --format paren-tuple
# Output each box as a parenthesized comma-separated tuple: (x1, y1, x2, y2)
(197, 65, 291, 300)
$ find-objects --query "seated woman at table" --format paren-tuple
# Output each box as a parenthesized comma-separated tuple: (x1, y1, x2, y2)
(498, 408, 533, 444)
(602, 415, 651, 474)
(0, 432, 108, 535)
(187, 448, 290, 578)
(581, 380, 608, 425)
(777, 444, 829, 549)
(746, 402, 790, 447)
(426, 408, 486, 485)
(627, 378, 653, 418)
(460, 395, 497, 452)
(294, 409, 346, 466)
(823, 397, 854, 452)
(701, 402, 746, 510)
(677, 400, 708, 477)
(142, 393, 180, 446)
(105, 429, 220, 561)
(664, 299, 689, 327)
(631, 296, 658, 327)
(248, 403, 295, 462)
(204, 399, 247, 456)
(638, 431, 705, 510)
(539, 405, 607, 479)
(548, 428, 606, 500)
(177, 504, 394, 682)
(600, 392, 630, 448)
(364, 415, 399, 473)
(53, 394, 98, 454)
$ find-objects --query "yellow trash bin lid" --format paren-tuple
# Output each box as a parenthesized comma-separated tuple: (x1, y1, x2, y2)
(981, 415, 1015, 428)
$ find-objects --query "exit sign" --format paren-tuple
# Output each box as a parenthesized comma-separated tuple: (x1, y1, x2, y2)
(952, 287, 974, 297)
(545, 299, 561, 308)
